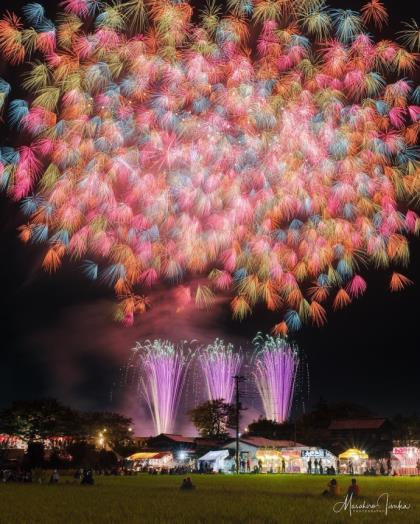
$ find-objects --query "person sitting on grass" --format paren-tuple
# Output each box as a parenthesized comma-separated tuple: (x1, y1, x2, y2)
(347, 478, 360, 498)
(180, 477, 195, 490)
(81, 469, 94, 485)
(322, 478, 340, 496)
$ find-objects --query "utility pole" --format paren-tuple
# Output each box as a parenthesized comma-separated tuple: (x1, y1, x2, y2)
(233, 375, 245, 474)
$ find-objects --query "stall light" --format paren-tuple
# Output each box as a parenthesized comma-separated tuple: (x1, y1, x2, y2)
(178, 451, 187, 461)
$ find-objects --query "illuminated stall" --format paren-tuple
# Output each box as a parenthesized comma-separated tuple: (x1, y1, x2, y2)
(338, 448, 369, 474)
(127, 451, 173, 471)
(392, 447, 420, 475)
(255, 449, 284, 473)
(299, 447, 337, 473)
(197, 450, 231, 473)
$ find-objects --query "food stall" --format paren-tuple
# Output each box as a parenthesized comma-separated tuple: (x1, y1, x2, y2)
(338, 448, 368, 474)
(299, 447, 337, 473)
(126, 451, 173, 471)
(392, 447, 420, 475)
(255, 449, 284, 473)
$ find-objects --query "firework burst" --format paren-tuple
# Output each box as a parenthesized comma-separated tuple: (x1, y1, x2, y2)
(0, 0, 419, 332)
(253, 333, 299, 423)
(134, 339, 191, 434)
(198, 339, 242, 403)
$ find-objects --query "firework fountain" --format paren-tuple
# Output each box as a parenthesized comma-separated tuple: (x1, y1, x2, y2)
(198, 339, 242, 403)
(0, 1, 418, 333)
(253, 334, 299, 423)
(134, 339, 191, 434)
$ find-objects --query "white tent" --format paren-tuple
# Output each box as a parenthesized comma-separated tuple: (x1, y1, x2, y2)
(198, 450, 230, 472)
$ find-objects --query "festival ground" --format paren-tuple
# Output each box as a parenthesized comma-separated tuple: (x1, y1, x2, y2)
(1, 474, 419, 523)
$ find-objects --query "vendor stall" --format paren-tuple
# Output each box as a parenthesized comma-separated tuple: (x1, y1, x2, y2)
(127, 451, 173, 471)
(392, 447, 420, 475)
(197, 450, 231, 473)
(338, 448, 368, 474)
(299, 447, 337, 473)
(255, 449, 284, 473)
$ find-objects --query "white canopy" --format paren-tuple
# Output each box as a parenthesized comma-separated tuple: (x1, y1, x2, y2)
(198, 450, 230, 462)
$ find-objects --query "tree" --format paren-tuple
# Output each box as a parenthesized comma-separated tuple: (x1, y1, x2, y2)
(98, 449, 118, 469)
(66, 441, 98, 469)
(247, 418, 293, 439)
(80, 411, 133, 450)
(0, 399, 134, 453)
(189, 399, 236, 439)
(23, 442, 45, 469)
(0, 399, 80, 442)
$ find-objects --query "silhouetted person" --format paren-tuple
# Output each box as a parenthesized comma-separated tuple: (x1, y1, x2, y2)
(282, 458, 286, 473)
(319, 460, 323, 475)
(347, 478, 360, 498)
(348, 460, 354, 475)
(322, 478, 340, 496)
(307, 459, 312, 474)
(180, 477, 195, 490)
(314, 459, 319, 474)
(336, 459, 340, 474)
(81, 469, 94, 485)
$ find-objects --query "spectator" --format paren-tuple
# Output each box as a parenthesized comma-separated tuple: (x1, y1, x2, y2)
(347, 478, 360, 498)
(307, 459, 312, 474)
(81, 469, 94, 485)
(180, 477, 195, 490)
(322, 478, 340, 496)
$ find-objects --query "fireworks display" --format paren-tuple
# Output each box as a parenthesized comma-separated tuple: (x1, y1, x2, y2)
(198, 338, 242, 403)
(0, 1, 419, 332)
(134, 339, 190, 434)
(253, 334, 299, 423)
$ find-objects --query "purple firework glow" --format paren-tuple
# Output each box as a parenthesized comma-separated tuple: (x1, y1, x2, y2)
(135, 339, 190, 434)
(253, 334, 299, 423)
(198, 339, 242, 403)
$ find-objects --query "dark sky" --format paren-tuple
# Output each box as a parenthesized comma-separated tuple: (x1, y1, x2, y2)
(0, 0, 419, 432)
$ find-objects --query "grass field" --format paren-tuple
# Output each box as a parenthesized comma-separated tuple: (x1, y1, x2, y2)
(0, 474, 419, 524)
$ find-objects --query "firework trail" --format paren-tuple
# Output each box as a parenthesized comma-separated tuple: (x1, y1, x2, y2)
(198, 338, 242, 403)
(253, 333, 299, 423)
(134, 339, 190, 434)
(0, 1, 419, 332)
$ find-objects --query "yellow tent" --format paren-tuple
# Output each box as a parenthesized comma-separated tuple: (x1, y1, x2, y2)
(127, 452, 161, 460)
(339, 448, 368, 460)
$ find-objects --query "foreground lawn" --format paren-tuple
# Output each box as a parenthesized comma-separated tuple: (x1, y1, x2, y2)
(0, 474, 419, 523)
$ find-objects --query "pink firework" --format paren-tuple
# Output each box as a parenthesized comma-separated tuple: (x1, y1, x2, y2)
(253, 334, 299, 423)
(198, 339, 242, 403)
(135, 339, 191, 434)
(0, 1, 418, 332)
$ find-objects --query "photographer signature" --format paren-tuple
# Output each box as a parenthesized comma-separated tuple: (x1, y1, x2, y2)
(333, 493, 411, 516)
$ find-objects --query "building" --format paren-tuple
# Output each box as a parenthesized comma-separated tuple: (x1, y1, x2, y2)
(223, 437, 307, 473)
(145, 434, 197, 462)
(328, 418, 394, 457)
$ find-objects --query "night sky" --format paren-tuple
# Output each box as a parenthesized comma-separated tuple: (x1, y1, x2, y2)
(0, 0, 419, 433)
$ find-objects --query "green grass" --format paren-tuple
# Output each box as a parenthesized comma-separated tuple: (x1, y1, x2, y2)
(0, 474, 419, 523)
